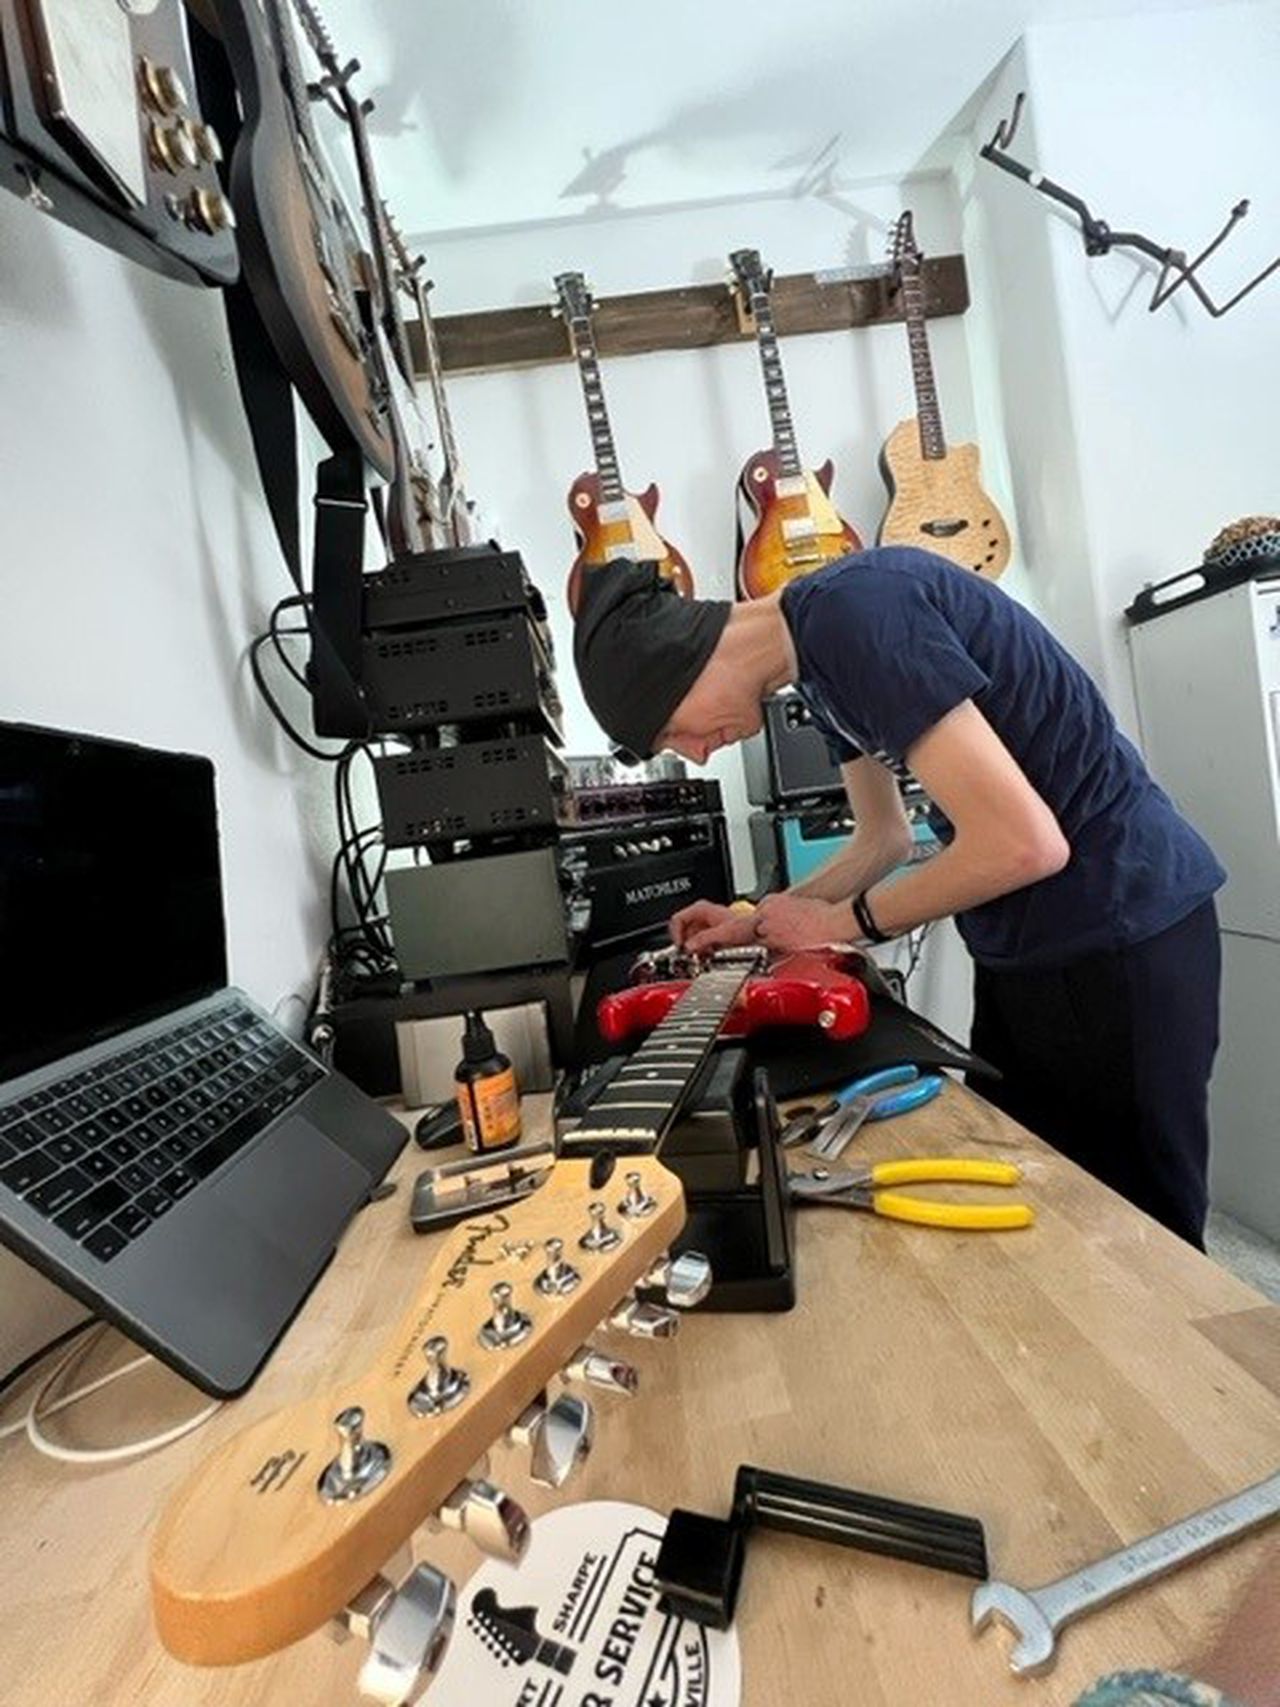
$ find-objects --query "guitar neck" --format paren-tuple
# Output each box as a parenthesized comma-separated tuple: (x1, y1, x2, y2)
(415, 278, 465, 504)
(749, 292, 802, 478)
(567, 319, 624, 502)
(901, 273, 946, 460)
(572, 964, 755, 1149)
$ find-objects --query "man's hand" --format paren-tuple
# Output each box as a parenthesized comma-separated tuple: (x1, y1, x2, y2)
(751, 894, 849, 952)
(669, 900, 759, 953)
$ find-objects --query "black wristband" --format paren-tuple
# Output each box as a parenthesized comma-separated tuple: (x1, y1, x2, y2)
(852, 890, 892, 945)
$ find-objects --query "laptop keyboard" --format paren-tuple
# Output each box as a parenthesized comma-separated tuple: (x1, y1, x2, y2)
(0, 1002, 325, 1264)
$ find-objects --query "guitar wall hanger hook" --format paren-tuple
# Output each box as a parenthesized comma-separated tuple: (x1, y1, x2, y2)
(979, 92, 1280, 317)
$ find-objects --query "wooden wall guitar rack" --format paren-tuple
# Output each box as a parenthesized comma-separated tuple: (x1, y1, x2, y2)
(407, 254, 968, 377)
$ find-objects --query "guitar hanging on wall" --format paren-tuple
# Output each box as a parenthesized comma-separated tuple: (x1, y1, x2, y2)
(877, 212, 1012, 579)
(291, 0, 442, 558)
(729, 247, 861, 601)
(385, 209, 482, 550)
(207, 0, 392, 475)
(553, 271, 694, 617)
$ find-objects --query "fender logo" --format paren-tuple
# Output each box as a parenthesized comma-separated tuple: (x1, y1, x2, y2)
(249, 1449, 307, 1493)
(443, 1212, 514, 1291)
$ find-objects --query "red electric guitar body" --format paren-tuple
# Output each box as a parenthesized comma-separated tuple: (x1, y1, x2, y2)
(597, 946, 871, 1047)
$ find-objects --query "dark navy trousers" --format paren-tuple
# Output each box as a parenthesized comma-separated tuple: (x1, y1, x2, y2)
(970, 900, 1221, 1248)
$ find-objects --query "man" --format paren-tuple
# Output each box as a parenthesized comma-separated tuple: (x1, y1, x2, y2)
(573, 547, 1225, 1247)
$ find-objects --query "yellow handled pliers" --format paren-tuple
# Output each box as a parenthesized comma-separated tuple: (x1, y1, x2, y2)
(788, 1158, 1034, 1231)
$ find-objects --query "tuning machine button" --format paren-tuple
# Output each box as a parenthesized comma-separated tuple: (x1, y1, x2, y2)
(534, 1237, 580, 1297)
(190, 120, 223, 165)
(343, 1563, 456, 1706)
(562, 1344, 640, 1396)
(138, 56, 188, 116)
(148, 120, 199, 175)
(182, 187, 236, 234)
(507, 1391, 594, 1488)
(436, 1478, 530, 1561)
(478, 1282, 533, 1350)
(618, 1170, 657, 1220)
(609, 1295, 680, 1340)
(408, 1336, 470, 1417)
(579, 1200, 622, 1253)
(643, 1249, 713, 1309)
(318, 1406, 392, 1504)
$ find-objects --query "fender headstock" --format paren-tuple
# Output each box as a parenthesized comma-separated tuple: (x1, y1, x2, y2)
(150, 1153, 693, 1699)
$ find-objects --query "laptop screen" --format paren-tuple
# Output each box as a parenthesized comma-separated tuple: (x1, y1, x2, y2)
(0, 725, 228, 1085)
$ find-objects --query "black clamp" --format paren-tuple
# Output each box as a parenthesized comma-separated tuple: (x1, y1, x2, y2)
(655, 1465, 988, 1630)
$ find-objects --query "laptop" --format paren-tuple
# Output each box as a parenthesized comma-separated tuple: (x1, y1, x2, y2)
(0, 723, 405, 1396)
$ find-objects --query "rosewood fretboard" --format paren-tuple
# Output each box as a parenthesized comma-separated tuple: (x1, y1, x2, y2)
(569, 963, 756, 1153)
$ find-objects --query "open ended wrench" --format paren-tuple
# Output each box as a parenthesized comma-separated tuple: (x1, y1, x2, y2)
(972, 1467, 1280, 1676)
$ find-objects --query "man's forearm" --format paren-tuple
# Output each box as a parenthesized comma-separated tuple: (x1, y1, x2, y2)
(788, 830, 912, 905)
(859, 831, 1066, 937)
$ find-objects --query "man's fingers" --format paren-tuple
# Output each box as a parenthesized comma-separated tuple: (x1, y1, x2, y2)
(687, 921, 747, 953)
(670, 901, 727, 945)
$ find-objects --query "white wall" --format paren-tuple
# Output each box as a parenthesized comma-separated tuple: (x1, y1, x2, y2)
(0, 197, 335, 1369)
(966, 2, 1280, 736)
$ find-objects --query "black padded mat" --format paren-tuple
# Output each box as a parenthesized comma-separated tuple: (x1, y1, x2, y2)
(747, 994, 998, 1100)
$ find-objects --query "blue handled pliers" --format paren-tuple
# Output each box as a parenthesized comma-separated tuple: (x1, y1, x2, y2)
(782, 1065, 945, 1163)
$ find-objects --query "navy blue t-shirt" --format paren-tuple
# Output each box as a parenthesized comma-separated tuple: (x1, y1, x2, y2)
(781, 549, 1224, 970)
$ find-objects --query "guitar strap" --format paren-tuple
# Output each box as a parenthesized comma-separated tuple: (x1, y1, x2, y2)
(189, 9, 371, 737)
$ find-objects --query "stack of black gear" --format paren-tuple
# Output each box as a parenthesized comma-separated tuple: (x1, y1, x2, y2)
(315, 543, 576, 1096)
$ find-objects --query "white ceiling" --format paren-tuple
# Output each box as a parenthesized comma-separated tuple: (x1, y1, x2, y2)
(313, 0, 1240, 242)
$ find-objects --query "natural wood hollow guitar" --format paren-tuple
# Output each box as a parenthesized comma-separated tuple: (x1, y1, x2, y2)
(877, 212, 1012, 579)
(730, 247, 861, 600)
(554, 272, 694, 616)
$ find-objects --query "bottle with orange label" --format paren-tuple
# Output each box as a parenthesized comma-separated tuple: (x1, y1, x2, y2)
(454, 1010, 522, 1154)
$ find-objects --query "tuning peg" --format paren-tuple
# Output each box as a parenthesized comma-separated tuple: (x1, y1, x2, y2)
(534, 1237, 581, 1297)
(436, 1478, 530, 1561)
(333, 1548, 412, 1646)
(642, 1250, 713, 1309)
(508, 1391, 595, 1488)
(478, 1281, 533, 1350)
(562, 1344, 640, 1397)
(408, 1336, 470, 1417)
(354, 1563, 457, 1706)
(609, 1295, 680, 1340)
(318, 1406, 392, 1504)
(618, 1171, 657, 1220)
(579, 1200, 622, 1252)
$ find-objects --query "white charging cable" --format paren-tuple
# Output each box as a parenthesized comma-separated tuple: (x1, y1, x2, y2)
(0, 1324, 220, 1465)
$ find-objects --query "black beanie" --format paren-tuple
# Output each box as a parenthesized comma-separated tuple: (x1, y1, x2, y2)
(573, 562, 732, 759)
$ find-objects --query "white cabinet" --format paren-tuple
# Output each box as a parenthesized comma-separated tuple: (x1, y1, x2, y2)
(1130, 575, 1280, 1239)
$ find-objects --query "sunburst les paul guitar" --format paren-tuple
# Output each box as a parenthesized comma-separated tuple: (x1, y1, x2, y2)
(877, 213, 1012, 579)
(149, 948, 868, 1700)
(554, 271, 694, 617)
(730, 247, 862, 600)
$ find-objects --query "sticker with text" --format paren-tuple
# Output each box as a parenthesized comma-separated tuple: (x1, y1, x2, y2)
(428, 1500, 741, 1707)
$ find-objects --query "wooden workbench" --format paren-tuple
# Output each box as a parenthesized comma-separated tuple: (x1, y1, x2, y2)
(0, 1084, 1275, 1706)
